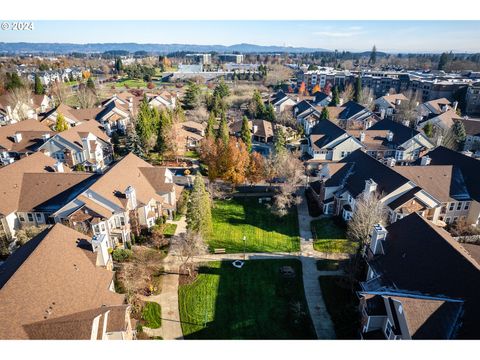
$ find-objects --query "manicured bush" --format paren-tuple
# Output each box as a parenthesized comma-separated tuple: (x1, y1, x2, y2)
(112, 248, 132, 262)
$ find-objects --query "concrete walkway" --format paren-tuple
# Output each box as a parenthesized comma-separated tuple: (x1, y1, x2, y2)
(140, 217, 187, 340)
(296, 188, 336, 340)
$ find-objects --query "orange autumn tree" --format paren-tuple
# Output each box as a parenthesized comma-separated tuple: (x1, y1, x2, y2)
(222, 138, 250, 185)
(298, 81, 306, 96)
(246, 151, 267, 185)
(312, 84, 321, 94)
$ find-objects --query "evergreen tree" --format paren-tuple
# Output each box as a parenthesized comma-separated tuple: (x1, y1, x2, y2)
(329, 86, 340, 106)
(155, 109, 173, 155)
(265, 103, 276, 122)
(438, 52, 449, 71)
(115, 58, 123, 73)
(452, 119, 467, 147)
(205, 112, 216, 139)
(182, 81, 201, 110)
(423, 122, 433, 138)
(213, 78, 230, 99)
(320, 107, 330, 120)
(240, 116, 252, 151)
(86, 77, 95, 91)
(354, 77, 362, 103)
(34, 74, 44, 95)
(5, 72, 23, 91)
(273, 127, 287, 154)
(251, 89, 266, 118)
(216, 112, 229, 144)
(369, 45, 377, 65)
(186, 174, 212, 236)
(126, 125, 145, 158)
(135, 95, 156, 152)
(54, 112, 68, 132)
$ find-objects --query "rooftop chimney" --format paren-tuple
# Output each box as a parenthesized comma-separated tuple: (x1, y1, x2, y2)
(370, 224, 388, 256)
(386, 157, 396, 167)
(395, 99, 402, 106)
(42, 133, 51, 142)
(420, 155, 431, 166)
(453, 101, 459, 111)
(402, 119, 410, 127)
(360, 131, 366, 142)
(252, 125, 258, 133)
(53, 161, 64, 173)
(13, 133, 22, 143)
(364, 178, 378, 197)
(387, 131, 394, 142)
(441, 105, 449, 113)
(125, 185, 137, 209)
(92, 234, 111, 267)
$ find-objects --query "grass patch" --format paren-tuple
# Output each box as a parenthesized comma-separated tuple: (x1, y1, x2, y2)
(164, 223, 177, 237)
(115, 79, 147, 88)
(312, 217, 358, 254)
(316, 259, 344, 271)
(179, 259, 315, 339)
(183, 150, 200, 159)
(319, 276, 359, 339)
(142, 302, 162, 329)
(209, 198, 300, 253)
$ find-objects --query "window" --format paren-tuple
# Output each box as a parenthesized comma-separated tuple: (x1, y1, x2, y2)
(19, 214, 25, 222)
(100, 223, 106, 232)
(27, 213, 34, 222)
(449, 203, 455, 211)
(445, 217, 451, 224)
(385, 321, 393, 338)
(456, 202, 462, 211)
(453, 217, 458, 223)
(35, 213, 42, 221)
(93, 225, 100, 233)
(120, 217, 125, 226)
(464, 202, 470, 211)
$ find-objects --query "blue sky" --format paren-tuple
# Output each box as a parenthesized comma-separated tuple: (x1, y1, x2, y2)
(2, 21, 480, 52)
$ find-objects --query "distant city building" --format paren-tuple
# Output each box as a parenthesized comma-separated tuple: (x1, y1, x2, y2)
(185, 53, 212, 65)
(218, 54, 244, 64)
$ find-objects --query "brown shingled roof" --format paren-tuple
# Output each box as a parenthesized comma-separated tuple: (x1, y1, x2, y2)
(0, 224, 125, 339)
(0, 152, 71, 216)
(0, 119, 55, 153)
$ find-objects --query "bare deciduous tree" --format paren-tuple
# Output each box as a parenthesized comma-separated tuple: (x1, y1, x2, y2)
(395, 90, 422, 126)
(267, 150, 305, 217)
(358, 87, 375, 110)
(7, 87, 32, 120)
(340, 83, 354, 105)
(176, 231, 208, 276)
(346, 191, 388, 252)
(50, 80, 71, 106)
(76, 86, 97, 109)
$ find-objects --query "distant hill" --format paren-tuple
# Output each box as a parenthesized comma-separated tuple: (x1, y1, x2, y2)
(0, 42, 331, 54)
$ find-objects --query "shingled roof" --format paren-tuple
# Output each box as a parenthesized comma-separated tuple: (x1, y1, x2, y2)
(0, 224, 125, 339)
(416, 146, 480, 202)
(335, 149, 411, 198)
(0, 152, 72, 216)
(367, 213, 480, 338)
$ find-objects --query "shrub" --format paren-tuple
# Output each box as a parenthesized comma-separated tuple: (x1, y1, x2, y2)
(125, 241, 132, 250)
(112, 248, 132, 262)
(141, 302, 162, 329)
(136, 323, 144, 333)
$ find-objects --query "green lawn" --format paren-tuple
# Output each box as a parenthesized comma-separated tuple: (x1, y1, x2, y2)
(209, 198, 300, 253)
(115, 79, 147, 88)
(183, 150, 200, 159)
(142, 302, 162, 329)
(312, 218, 358, 254)
(164, 223, 177, 237)
(179, 260, 316, 339)
(319, 276, 359, 339)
